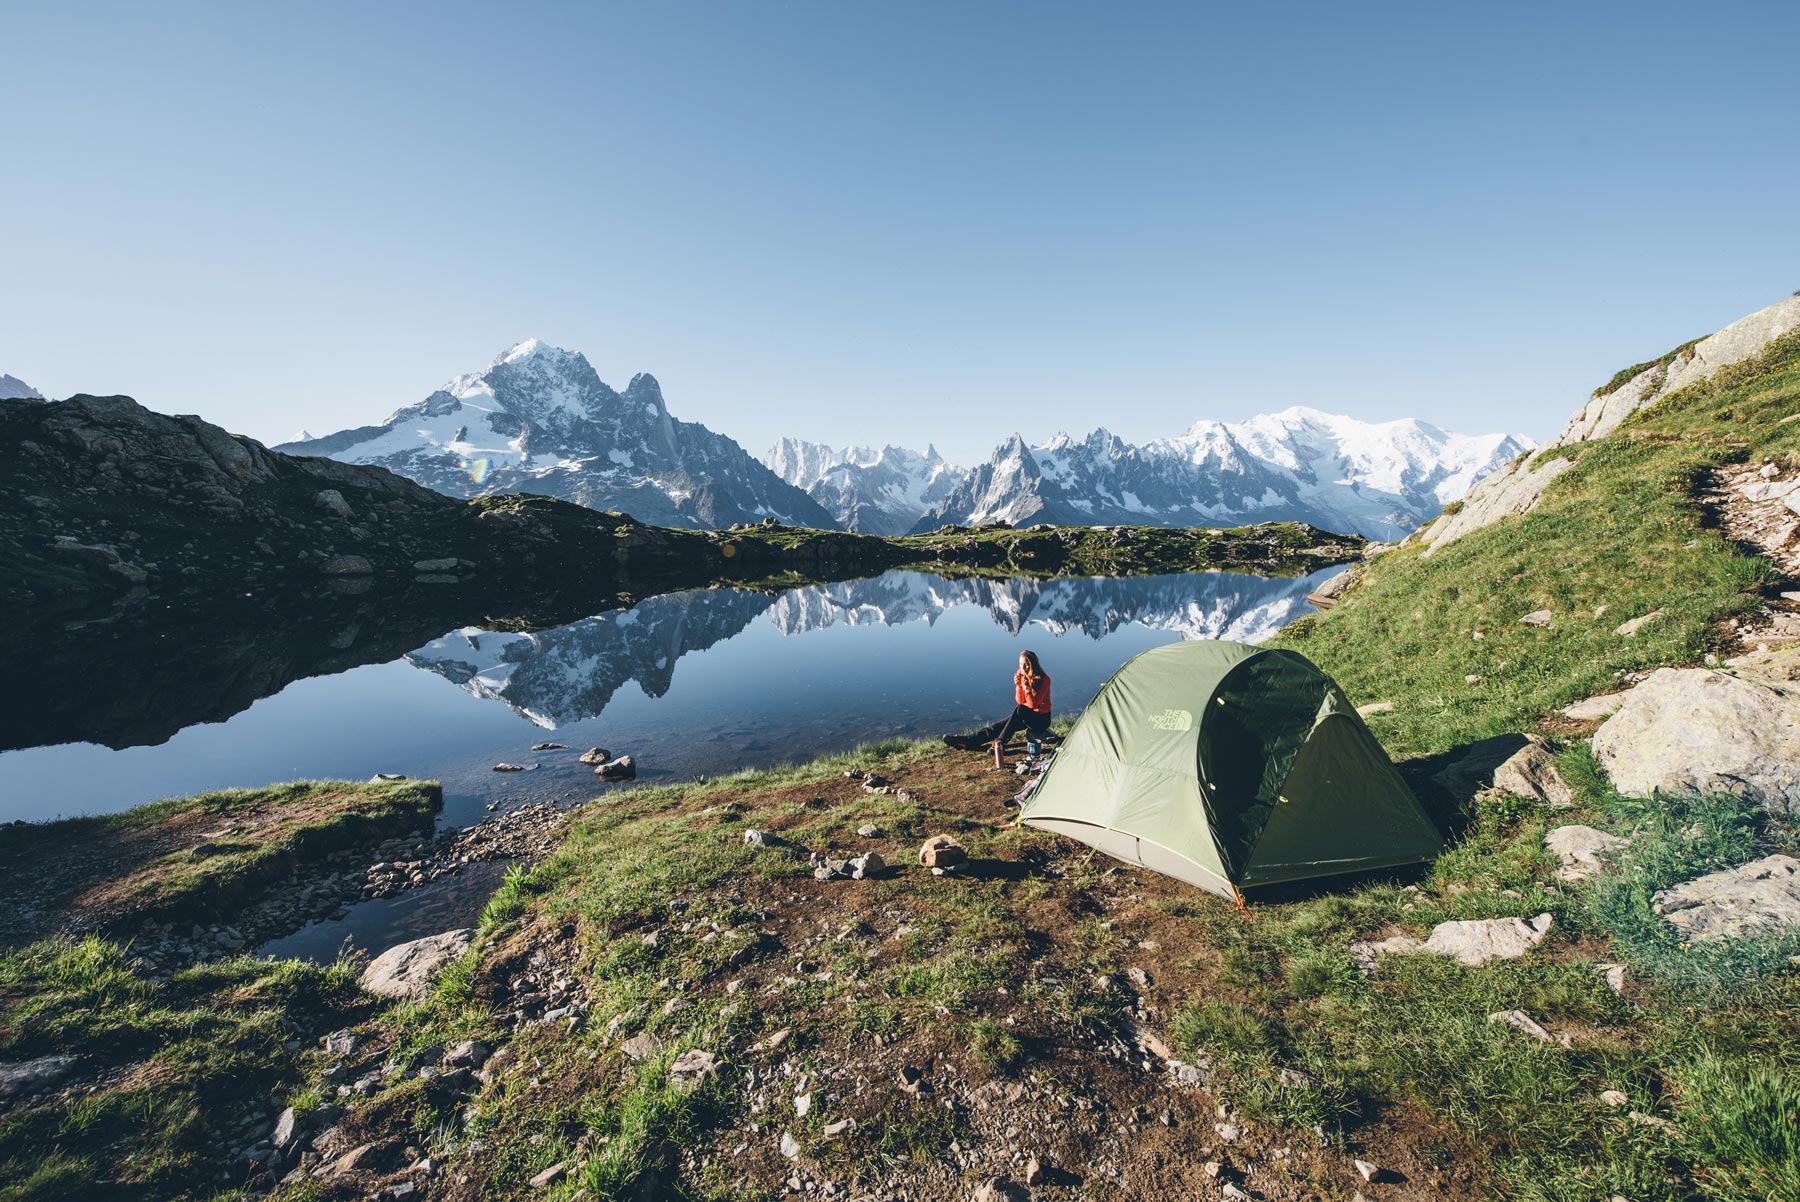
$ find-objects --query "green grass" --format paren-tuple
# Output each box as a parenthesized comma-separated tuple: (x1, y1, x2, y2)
(1273, 326, 1800, 759)
(1594, 336, 1703, 398)
(1, 779, 441, 929)
(0, 936, 372, 1202)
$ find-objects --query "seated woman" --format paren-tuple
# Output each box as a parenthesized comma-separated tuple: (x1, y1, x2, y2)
(943, 650, 1052, 762)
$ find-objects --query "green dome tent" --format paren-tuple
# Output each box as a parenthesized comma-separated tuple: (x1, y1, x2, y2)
(1019, 640, 1441, 902)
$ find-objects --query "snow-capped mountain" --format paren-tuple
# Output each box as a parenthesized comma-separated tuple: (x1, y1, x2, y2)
(764, 439, 965, 535)
(912, 408, 1531, 540)
(0, 374, 44, 400)
(278, 341, 834, 529)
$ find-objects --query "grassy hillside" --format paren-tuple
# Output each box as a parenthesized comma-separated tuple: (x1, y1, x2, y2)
(1275, 325, 1800, 758)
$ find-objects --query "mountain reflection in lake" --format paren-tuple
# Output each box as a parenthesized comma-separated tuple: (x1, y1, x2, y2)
(0, 566, 1342, 827)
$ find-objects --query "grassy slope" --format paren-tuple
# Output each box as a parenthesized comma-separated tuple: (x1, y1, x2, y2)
(1275, 326, 1800, 759)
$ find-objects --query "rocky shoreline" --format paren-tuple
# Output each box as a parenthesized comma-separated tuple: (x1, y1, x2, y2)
(124, 797, 576, 978)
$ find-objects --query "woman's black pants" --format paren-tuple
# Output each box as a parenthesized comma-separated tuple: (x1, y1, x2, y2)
(968, 704, 1050, 748)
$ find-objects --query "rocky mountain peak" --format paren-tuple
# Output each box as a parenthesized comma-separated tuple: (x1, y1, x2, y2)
(281, 342, 833, 531)
(0, 373, 45, 401)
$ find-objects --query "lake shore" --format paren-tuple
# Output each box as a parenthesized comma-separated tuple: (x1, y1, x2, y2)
(5, 715, 1795, 1201)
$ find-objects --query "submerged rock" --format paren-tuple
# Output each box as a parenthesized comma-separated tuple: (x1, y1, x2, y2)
(1593, 667, 1800, 814)
(318, 554, 373, 576)
(595, 754, 637, 781)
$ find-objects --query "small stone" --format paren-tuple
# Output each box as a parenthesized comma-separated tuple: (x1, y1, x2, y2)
(794, 1091, 812, 1116)
(918, 835, 967, 869)
(1595, 962, 1627, 995)
(1024, 1156, 1044, 1185)
(272, 1107, 300, 1150)
(1519, 609, 1553, 627)
(1355, 701, 1394, 717)
(779, 1131, 801, 1159)
(1465, 674, 1484, 683)
(857, 824, 880, 838)
(1353, 1157, 1380, 1182)
(1215, 1121, 1242, 1142)
(577, 747, 613, 766)
(530, 742, 566, 752)
(1614, 610, 1665, 637)
(823, 1118, 855, 1137)
(1488, 1009, 1554, 1042)
(668, 1049, 719, 1093)
(493, 763, 527, 773)
(897, 1065, 925, 1095)
(620, 1032, 661, 1060)
(1601, 1089, 1628, 1107)
(326, 1143, 379, 1175)
(528, 1162, 567, 1188)
(444, 1040, 491, 1069)
(743, 829, 782, 848)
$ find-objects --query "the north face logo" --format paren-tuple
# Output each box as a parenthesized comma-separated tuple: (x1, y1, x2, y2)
(1149, 708, 1193, 732)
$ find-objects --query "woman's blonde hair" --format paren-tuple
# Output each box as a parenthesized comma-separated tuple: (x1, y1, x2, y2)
(1018, 649, 1046, 684)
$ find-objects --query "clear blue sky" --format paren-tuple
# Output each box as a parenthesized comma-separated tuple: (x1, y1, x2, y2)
(3, 2, 1796, 464)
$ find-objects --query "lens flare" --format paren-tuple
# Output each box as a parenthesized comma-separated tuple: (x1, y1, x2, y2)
(458, 457, 490, 485)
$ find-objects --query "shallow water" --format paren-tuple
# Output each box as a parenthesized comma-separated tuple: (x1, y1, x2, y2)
(0, 565, 1341, 958)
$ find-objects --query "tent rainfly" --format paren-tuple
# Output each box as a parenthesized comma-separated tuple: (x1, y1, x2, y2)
(1019, 640, 1441, 901)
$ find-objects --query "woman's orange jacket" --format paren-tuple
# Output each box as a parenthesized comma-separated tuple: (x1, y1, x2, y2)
(1015, 669, 1051, 713)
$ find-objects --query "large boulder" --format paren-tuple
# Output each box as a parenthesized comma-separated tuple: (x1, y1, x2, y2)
(1350, 913, 1554, 970)
(358, 928, 474, 1000)
(1423, 913, 1554, 965)
(1433, 735, 1572, 808)
(1652, 854, 1800, 941)
(1592, 668, 1800, 814)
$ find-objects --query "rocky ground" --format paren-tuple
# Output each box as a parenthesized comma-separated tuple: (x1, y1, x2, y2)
(254, 751, 1492, 1202)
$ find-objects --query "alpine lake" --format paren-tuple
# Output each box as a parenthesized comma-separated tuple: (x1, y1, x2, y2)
(0, 565, 1344, 961)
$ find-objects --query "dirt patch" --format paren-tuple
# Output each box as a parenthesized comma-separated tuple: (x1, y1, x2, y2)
(1698, 460, 1800, 654)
